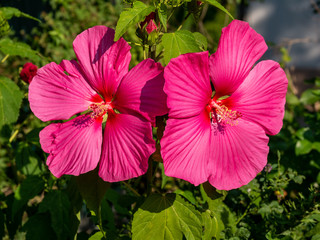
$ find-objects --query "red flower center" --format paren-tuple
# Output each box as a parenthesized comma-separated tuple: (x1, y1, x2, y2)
(206, 99, 242, 126)
(89, 102, 114, 120)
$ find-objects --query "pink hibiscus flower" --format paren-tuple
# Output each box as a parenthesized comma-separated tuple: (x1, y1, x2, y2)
(161, 20, 288, 190)
(29, 26, 167, 181)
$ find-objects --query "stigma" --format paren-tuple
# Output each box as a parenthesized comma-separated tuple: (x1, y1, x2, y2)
(206, 99, 242, 126)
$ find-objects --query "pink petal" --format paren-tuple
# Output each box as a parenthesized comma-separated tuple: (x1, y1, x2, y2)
(39, 115, 103, 178)
(29, 60, 101, 122)
(161, 110, 211, 186)
(73, 26, 131, 101)
(227, 60, 288, 135)
(209, 20, 268, 98)
(208, 119, 269, 190)
(99, 113, 155, 182)
(113, 59, 168, 119)
(164, 52, 212, 118)
(146, 19, 158, 34)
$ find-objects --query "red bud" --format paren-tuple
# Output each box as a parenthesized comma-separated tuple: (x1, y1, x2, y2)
(20, 62, 38, 84)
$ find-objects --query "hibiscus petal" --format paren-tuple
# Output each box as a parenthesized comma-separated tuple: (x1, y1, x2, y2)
(73, 26, 131, 101)
(161, 110, 211, 186)
(39, 115, 103, 178)
(208, 119, 269, 190)
(209, 20, 268, 98)
(99, 113, 155, 182)
(113, 59, 168, 119)
(29, 60, 100, 122)
(164, 51, 212, 118)
(227, 60, 288, 135)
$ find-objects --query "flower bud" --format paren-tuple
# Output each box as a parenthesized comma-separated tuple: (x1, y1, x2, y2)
(146, 19, 158, 34)
(20, 62, 38, 84)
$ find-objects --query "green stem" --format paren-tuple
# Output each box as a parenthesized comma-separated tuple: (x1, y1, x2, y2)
(235, 197, 260, 225)
(177, 12, 192, 31)
(167, 8, 176, 22)
(146, 157, 153, 196)
(148, 45, 156, 60)
(122, 181, 141, 197)
(98, 206, 107, 239)
(1, 54, 9, 63)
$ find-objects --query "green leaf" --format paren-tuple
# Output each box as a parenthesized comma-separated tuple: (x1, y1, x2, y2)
(300, 89, 320, 105)
(295, 139, 313, 155)
(75, 168, 110, 215)
(12, 176, 45, 218)
(202, 210, 221, 240)
(0, 11, 10, 37)
(201, 183, 235, 235)
(15, 142, 42, 175)
(26, 128, 42, 144)
(114, 1, 155, 41)
(295, 127, 310, 140)
(0, 76, 23, 129)
(205, 0, 234, 19)
(162, 30, 201, 65)
(201, 182, 227, 202)
(65, 177, 83, 214)
(312, 89, 320, 96)
(174, 189, 196, 205)
(0, 38, 42, 62)
(280, 47, 291, 64)
(39, 190, 77, 240)
(132, 193, 202, 240)
(157, 3, 167, 32)
(286, 93, 300, 106)
(312, 234, 320, 240)
(193, 32, 207, 51)
(22, 213, 56, 240)
(315, 77, 320, 87)
(89, 231, 105, 240)
(0, 7, 40, 22)
(313, 142, 320, 153)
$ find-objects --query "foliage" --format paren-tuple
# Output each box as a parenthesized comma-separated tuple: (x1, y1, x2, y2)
(0, 0, 320, 239)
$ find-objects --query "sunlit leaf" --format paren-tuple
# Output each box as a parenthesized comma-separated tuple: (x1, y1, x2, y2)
(295, 139, 313, 155)
(132, 193, 202, 240)
(300, 89, 320, 105)
(0, 38, 42, 62)
(200, 183, 235, 237)
(202, 210, 221, 240)
(0, 11, 10, 37)
(286, 93, 300, 106)
(158, 3, 167, 32)
(162, 30, 201, 65)
(0, 76, 23, 129)
(114, 1, 155, 41)
(89, 231, 106, 240)
(205, 0, 234, 19)
(313, 142, 320, 153)
(0, 7, 40, 22)
(193, 32, 207, 50)
(174, 189, 196, 205)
